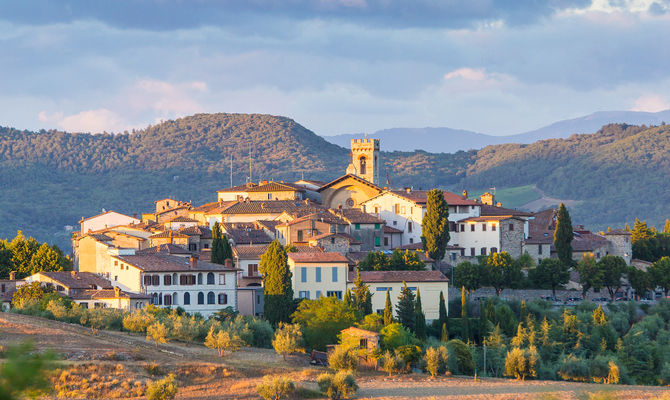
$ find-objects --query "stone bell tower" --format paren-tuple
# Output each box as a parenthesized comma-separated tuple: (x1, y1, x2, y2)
(345, 138, 380, 185)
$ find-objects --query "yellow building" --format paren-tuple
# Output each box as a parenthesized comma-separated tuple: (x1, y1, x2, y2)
(287, 252, 350, 300)
(318, 174, 383, 210)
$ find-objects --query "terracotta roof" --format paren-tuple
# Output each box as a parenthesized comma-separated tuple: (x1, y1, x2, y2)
(255, 220, 281, 232)
(135, 243, 192, 255)
(393, 243, 423, 250)
(317, 174, 383, 193)
(384, 226, 403, 234)
(224, 226, 273, 245)
(479, 204, 532, 217)
(70, 288, 152, 300)
(115, 254, 238, 272)
(80, 210, 138, 223)
(149, 231, 189, 239)
(87, 233, 113, 242)
(288, 252, 350, 263)
(458, 216, 525, 223)
(295, 179, 327, 187)
(36, 272, 113, 290)
(203, 201, 238, 215)
(246, 181, 305, 192)
(178, 225, 212, 239)
(233, 244, 270, 259)
(217, 183, 257, 193)
(191, 202, 221, 213)
(331, 208, 384, 224)
(341, 327, 380, 338)
(571, 232, 609, 252)
(352, 270, 448, 283)
(165, 216, 198, 223)
(604, 229, 631, 236)
(221, 200, 321, 215)
(526, 209, 557, 244)
(286, 211, 348, 226)
(290, 246, 324, 253)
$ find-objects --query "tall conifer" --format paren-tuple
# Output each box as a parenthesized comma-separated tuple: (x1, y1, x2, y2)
(554, 203, 574, 266)
(259, 240, 293, 326)
(383, 290, 393, 325)
(421, 189, 450, 261)
(396, 282, 416, 332)
(414, 289, 426, 339)
(211, 222, 225, 264)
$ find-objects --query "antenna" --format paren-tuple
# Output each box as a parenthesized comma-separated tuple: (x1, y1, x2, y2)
(248, 144, 253, 183)
(230, 152, 233, 188)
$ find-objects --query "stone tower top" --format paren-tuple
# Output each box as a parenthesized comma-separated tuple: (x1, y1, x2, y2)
(346, 138, 380, 185)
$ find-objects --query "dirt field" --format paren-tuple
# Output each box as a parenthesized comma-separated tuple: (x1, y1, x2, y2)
(1, 312, 669, 399)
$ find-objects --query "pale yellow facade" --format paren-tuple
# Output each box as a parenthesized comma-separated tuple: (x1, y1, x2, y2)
(350, 280, 449, 321)
(287, 259, 349, 300)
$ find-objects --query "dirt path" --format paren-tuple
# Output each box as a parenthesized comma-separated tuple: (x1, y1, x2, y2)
(520, 185, 582, 212)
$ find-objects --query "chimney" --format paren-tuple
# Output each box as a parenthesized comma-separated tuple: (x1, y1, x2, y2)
(9, 271, 15, 280)
(404, 187, 411, 193)
(224, 258, 233, 268)
(304, 199, 310, 205)
(133, 213, 137, 219)
(462, 190, 468, 199)
(71, 270, 79, 279)
(114, 286, 120, 297)
(480, 192, 495, 206)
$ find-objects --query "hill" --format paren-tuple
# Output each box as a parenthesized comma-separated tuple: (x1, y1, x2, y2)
(1, 113, 669, 250)
(324, 109, 670, 153)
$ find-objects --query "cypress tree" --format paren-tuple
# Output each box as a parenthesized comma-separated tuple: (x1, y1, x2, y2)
(441, 322, 449, 342)
(438, 290, 448, 327)
(259, 240, 293, 326)
(383, 290, 393, 325)
(478, 301, 489, 343)
(461, 286, 470, 341)
(221, 235, 233, 263)
(211, 222, 225, 264)
(414, 289, 426, 339)
(396, 282, 416, 332)
(421, 189, 450, 261)
(665, 219, 670, 234)
(351, 269, 372, 315)
(554, 203, 574, 267)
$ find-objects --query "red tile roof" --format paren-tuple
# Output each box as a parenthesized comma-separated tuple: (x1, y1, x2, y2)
(288, 252, 350, 263)
(115, 254, 238, 272)
(70, 288, 152, 300)
(178, 225, 213, 239)
(330, 208, 384, 224)
(165, 216, 199, 223)
(352, 270, 449, 283)
(221, 200, 323, 215)
(149, 231, 189, 239)
(383, 226, 403, 234)
(217, 183, 257, 192)
(246, 181, 306, 192)
(233, 244, 270, 259)
(479, 204, 532, 217)
(317, 174, 383, 192)
(135, 243, 192, 255)
(36, 271, 113, 290)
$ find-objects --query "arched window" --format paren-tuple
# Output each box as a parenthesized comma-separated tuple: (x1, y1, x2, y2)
(207, 272, 215, 285)
(359, 156, 366, 175)
(172, 292, 178, 305)
(164, 294, 172, 306)
(163, 274, 171, 286)
(207, 291, 215, 304)
(152, 293, 158, 305)
(172, 273, 178, 285)
(218, 293, 228, 305)
(197, 273, 203, 285)
(152, 275, 159, 286)
(197, 292, 204, 305)
(183, 292, 191, 305)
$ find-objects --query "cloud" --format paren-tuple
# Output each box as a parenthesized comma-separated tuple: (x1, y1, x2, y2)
(43, 108, 124, 133)
(632, 94, 670, 112)
(126, 80, 207, 116)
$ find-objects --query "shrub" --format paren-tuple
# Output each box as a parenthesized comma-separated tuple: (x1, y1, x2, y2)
(447, 339, 474, 375)
(204, 325, 243, 357)
(143, 363, 165, 376)
(123, 310, 155, 333)
(425, 346, 449, 377)
(557, 354, 590, 382)
(45, 299, 69, 320)
(272, 322, 303, 360)
(328, 345, 359, 372)
(146, 374, 178, 400)
(317, 371, 358, 400)
(395, 345, 422, 371)
(504, 346, 538, 381)
(256, 376, 295, 400)
(380, 322, 414, 351)
(247, 317, 274, 348)
(381, 350, 404, 376)
(146, 322, 169, 347)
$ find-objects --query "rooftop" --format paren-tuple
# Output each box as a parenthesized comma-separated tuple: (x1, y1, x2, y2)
(351, 270, 449, 283)
(36, 271, 113, 290)
(233, 244, 270, 259)
(246, 181, 306, 192)
(115, 254, 238, 272)
(288, 252, 350, 263)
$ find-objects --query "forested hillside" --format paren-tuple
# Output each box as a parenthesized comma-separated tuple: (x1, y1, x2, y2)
(0, 113, 668, 250)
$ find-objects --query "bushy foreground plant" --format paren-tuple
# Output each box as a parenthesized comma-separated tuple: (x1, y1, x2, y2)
(256, 376, 295, 400)
(317, 370, 358, 400)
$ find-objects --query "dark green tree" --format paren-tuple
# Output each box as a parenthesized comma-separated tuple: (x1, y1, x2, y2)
(627, 266, 651, 300)
(554, 203, 574, 266)
(350, 269, 372, 316)
(29, 243, 63, 275)
(438, 290, 448, 328)
(0, 241, 13, 279)
(461, 286, 470, 341)
(530, 258, 569, 297)
(211, 222, 225, 264)
(631, 218, 656, 261)
(453, 261, 481, 293)
(665, 219, 670, 234)
(483, 252, 520, 296)
(383, 290, 393, 326)
(421, 189, 450, 261)
(414, 289, 426, 340)
(649, 256, 670, 296)
(576, 254, 603, 297)
(9, 231, 39, 278)
(221, 235, 233, 263)
(396, 282, 416, 332)
(598, 255, 627, 301)
(259, 240, 293, 326)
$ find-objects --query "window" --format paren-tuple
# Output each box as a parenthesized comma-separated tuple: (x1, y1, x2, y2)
(401, 206, 406, 214)
(482, 223, 487, 231)
(0, 284, 4, 293)
(197, 273, 203, 285)
(470, 224, 475, 232)
(509, 223, 514, 231)
(481, 247, 487, 256)
(393, 220, 397, 226)
(219, 274, 226, 285)
(207, 272, 215, 285)
(409, 238, 414, 244)
(538, 245, 543, 255)
(218, 293, 228, 304)
(491, 247, 497, 254)
(332, 267, 338, 282)
(183, 292, 190, 305)
(152, 293, 158, 305)
(394, 204, 400, 213)
(152, 275, 159, 286)
(470, 248, 475, 256)
(316, 290, 322, 298)
(359, 156, 366, 175)
(315, 267, 321, 282)
(327, 291, 343, 300)
(207, 291, 215, 304)
(114, 275, 118, 281)
(374, 206, 379, 213)
(203, 243, 210, 249)
(301, 267, 307, 283)
(299, 291, 310, 299)
(114, 260, 118, 266)
(189, 243, 197, 251)
(492, 224, 497, 231)
(297, 230, 304, 241)
(267, 193, 272, 200)
(248, 264, 258, 277)
(460, 224, 465, 232)
(330, 237, 335, 244)
(376, 287, 391, 291)
(197, 292, 204, 304)
(144, 275, 152, 286)
(384, 237, 389, 246)
(408, 222, 413, 233)
(355, 223, 361, 230)
(375, 237, 381, 247)
(80, 302, 89, 309)
(449, 221, 456, 232)
(164, 275, 171, 286)
(375, 223, 380, 229)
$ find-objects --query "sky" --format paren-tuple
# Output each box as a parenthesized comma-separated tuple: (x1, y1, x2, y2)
(2, 0, 670, 136)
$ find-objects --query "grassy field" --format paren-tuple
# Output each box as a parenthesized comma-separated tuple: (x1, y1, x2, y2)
(468, 185, 541, 209)
(2, 312, 670, 399)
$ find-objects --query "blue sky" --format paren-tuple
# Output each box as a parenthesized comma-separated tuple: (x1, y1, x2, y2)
(1, 0, 670, 136)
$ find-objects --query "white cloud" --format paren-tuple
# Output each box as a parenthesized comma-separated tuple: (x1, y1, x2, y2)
(632, 94, 670, 112)
(125, 79, 207, 117)
(54, 109, 124, 133)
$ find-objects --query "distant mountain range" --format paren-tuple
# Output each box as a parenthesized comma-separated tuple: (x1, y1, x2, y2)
(324, 110, 670, 153)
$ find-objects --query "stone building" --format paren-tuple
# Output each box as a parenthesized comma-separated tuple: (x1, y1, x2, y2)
(345, 138, 380, 185)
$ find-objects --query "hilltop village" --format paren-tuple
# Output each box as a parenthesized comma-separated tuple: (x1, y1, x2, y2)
(0, 138, 634, 319)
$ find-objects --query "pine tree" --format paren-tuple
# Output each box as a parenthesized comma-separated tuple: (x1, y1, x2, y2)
(438, 290, 448, 325)
(351, 269, 372, 315)
(554, 203, 574, 267)
(29, 243, 62, 275)
(396, 282, 415, 332)
(665, 219, 670, 234)
(259, 240, 294, 326)
(441, 323, 449, 342)
(461, 286, 470, 341)
(222, 235, 233, 263)
(344, 289, 353, 308)
(383, 290, 393, 325)
(414, 289, 426, 340)
(211, 222, 225, 264)
(421, 189, 450, 261)
(593, 305, 607, 326)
